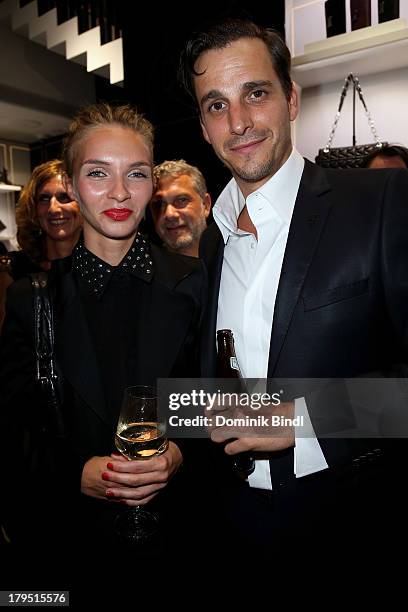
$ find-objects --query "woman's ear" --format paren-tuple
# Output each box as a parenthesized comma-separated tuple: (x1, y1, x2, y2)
(63, 173, 76, 202)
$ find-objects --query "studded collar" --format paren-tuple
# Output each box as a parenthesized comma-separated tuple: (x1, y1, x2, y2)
(72, 233, 153, 299)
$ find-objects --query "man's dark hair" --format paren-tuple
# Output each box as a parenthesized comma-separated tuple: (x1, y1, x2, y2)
(179, 18, 292, 105)
(362, 144, 408, 169)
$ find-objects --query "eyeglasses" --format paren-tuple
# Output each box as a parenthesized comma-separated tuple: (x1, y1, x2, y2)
(37, 192, 74, 204)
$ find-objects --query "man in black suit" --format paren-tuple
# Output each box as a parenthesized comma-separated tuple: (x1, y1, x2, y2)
(179, 18, 408, 556)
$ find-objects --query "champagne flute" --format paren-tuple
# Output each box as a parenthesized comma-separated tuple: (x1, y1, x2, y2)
(114, 385, 168, 542)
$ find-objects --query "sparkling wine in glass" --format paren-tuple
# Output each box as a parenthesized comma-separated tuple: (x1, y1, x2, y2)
(114, 385, 168, 542)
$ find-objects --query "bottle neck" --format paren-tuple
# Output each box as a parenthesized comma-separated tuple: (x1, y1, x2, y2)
(217, 332, 236, 358)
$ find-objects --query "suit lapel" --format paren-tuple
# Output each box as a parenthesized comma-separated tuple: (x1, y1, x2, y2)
(53, 261, 109, 427)
(268, 161, 333, 376)
(200, 224, 224, 376)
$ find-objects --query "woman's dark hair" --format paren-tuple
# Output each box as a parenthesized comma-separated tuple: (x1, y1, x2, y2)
(362, 145, 408, 168)
(179, 18, 292, 105)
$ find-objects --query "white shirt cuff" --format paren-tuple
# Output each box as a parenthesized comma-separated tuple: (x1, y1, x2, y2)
(248, 459, 273, 490)
(294, 396, 328, 477)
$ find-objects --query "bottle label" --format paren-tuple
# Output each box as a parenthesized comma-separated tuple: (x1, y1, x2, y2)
(230, 357, 239, 371)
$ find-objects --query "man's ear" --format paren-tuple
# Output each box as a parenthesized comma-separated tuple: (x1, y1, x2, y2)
(199, 115, 211, 145)
(288, 82, 299, 122)
(203, 193, 211, 218)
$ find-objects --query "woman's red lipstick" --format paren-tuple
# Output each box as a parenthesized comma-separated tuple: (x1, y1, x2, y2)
(103, 208, 132, 221)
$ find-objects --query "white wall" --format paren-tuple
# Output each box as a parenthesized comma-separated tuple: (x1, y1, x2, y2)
(294, 67, 408, 162)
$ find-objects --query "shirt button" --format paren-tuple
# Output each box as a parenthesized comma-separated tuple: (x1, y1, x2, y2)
(251, 242, 255, 249)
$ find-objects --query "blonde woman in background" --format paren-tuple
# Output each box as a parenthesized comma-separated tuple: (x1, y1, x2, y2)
(0, 159, 82, 329)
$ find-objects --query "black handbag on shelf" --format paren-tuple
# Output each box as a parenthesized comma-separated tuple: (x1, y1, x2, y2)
(315, 73, 388, 169)
(30, 271, 67, 440)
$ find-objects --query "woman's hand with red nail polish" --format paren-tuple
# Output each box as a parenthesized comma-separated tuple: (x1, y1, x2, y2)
(102, 442, 183, 507)
(81, 456, 126, 501)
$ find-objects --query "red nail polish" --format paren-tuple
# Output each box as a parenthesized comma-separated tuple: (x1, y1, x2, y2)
(107, 463, 114, 470)
(102, 472, 110, 481)
(106, 490, 115, 498)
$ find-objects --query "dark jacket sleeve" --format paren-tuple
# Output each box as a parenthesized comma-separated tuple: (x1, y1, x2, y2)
(0, 278, 40, 425)
(0, 279, 78, 543)
(0, 280, 46, 537)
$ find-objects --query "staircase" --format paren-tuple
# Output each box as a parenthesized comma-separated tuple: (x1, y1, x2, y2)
(0, 0, 124, 84)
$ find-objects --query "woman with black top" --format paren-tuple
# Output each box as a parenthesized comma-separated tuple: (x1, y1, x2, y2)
(0, 103, 205, 585)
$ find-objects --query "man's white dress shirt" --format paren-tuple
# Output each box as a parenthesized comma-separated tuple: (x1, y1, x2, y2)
(213, 148, 328, 490)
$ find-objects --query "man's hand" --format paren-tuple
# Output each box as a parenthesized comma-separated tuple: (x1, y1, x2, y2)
(210, 401, 296, 454)
(81, 442, 183, 505)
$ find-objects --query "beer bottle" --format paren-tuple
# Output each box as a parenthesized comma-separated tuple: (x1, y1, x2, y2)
(216, 329, 255, 477)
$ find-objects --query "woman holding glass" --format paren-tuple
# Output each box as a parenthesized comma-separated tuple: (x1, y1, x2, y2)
(0, 104, 204, 577)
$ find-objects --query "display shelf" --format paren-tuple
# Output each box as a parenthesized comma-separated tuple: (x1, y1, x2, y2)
(292, 18, 408, 88)
(0, 184, 21, 192)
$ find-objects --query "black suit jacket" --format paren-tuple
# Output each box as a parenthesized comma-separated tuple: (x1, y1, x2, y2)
(0, 243, 205, 549)
(200, 161, 408, 478)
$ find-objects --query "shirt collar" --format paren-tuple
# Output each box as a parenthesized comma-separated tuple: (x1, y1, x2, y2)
(73, 232, 154, 299)
(213, 148, 305, 243)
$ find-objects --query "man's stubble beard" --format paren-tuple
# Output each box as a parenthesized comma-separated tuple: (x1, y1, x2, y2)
(223, 129, 292, 185)
(232, 156, 277, 184)
(164, 216, 207, 252)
